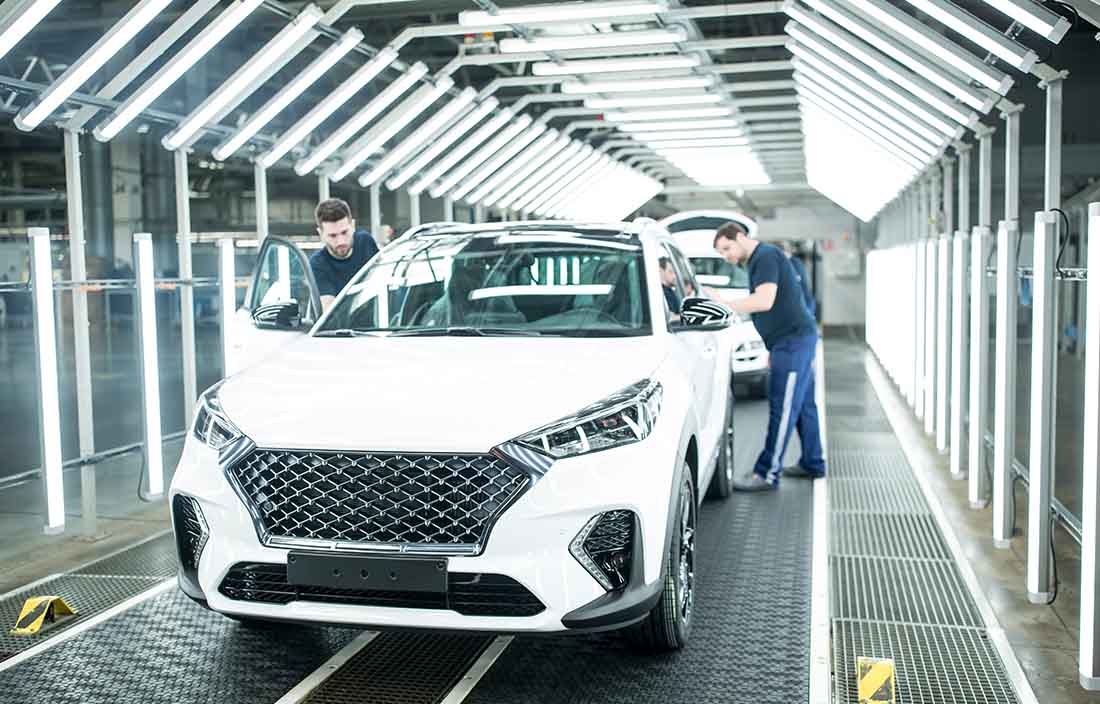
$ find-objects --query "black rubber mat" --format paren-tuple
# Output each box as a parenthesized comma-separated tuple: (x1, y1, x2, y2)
(73, 533, 177, 578)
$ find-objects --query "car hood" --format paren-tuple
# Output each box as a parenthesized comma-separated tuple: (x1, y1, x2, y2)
(218, 336, 666, 453)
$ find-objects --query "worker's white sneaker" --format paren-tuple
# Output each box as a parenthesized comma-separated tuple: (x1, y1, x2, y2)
(732, 473, 778, 492)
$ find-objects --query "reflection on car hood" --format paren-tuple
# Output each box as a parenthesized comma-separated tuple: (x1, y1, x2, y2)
(218, 336, 666, 453)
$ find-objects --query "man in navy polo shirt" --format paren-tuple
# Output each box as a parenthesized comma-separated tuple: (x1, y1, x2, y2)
(310, 198, 379, 311)
(713, 222, 826, 490)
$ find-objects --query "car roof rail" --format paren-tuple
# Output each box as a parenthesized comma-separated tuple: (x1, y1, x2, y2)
(397, 221, 465, 240)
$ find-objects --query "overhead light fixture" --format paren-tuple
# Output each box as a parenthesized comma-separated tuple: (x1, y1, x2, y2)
(410, 110, 516, 196)
(294, 62, 428, 175)
(526, 150, 602, 214)
(603, 106, 734, 122)
(460, 1, 667, 26)
(532, 54, 698, 76)
(845, 0, 1012, 91)
(449, 123, 549, 201)
(478, 134, 574, 208)
(500, 28, 685, 53)
(387, 98, 498, 190)
(797, 89, 925, 171)
(258, 46, 399, 168)
(0, 0, 62, 64)
(358, 86, 477, 187)
(163, 4, 323, 151)
(331, 76, 455, 181)
(504, 143, 588, 212)
(94, 0, 265, 141)
(584, 93, 721, 109)
(647, 137, 752, 149)
(981, 0, 1071, 42)
(15, 0, 173, 131)
(619, 118, 741, 132)
(561, 75, 712, 94)
(537, 157, 613, 217)
(428, 115, 534, 198)
(901, 0, 1040, 70)
(213, 28, 362, 161)
(634, 128, 745, 141)
(467, 131, 566, 206)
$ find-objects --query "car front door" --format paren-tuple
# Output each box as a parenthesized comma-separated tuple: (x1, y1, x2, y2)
(224, 237, 321, 376)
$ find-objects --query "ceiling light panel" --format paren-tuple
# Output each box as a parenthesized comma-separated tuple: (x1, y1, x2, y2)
(584, 93, 722, 109)
(386, 98, 499, 190)
(460, 1, 667, 27)
(412, 111, 518, 196)
(500, 28, 686, 53)
(603, 107, 734, 121)
(561, 75, 712, 93)
(532, 54, 698, 76)
(0, 0, 63, 64)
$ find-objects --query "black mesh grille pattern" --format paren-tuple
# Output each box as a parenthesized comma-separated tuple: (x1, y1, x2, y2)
(218, 563, 545, 617)
(172, 495, 208, 572)
(584, 510, 633, 555)
(228, 449, 529, 549)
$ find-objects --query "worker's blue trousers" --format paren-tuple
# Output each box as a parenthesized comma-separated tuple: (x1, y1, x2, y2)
(752, 333, 826, 485)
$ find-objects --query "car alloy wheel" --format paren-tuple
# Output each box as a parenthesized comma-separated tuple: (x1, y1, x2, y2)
(677, 484, 696, 625)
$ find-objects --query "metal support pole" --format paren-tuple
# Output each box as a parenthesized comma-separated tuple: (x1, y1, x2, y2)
(925, 235, 937, 437)
(915, 185, 927, 419)
(174, 150, 197, 423)
(29, 228, 66, 534)
(133, 233, 164, 501)
(1044, 74, 1066, 213)
(318, 174, 330, 202)
(942, 157, 954, 245)
(969, 225, 992, 507)
(443, 196, 454, 221)
(409, 190, 421, 227)
(1004, 107, 1022, 225)
(64, 130, 99, 537)
(254, 162, 269, 242)
(936, 233, 951, 452)
(1079, 201, 1100, 690)
(957, 144, 971, 234)
(475, 204, 486, 223)
(218, 238, 235, 378)
(951, 228, 970, 479)
(993, 220, 1018, 548)
(369, 181, 381, 236)
(1028, 211, 1058, 602)
(978, 127, 994, 229)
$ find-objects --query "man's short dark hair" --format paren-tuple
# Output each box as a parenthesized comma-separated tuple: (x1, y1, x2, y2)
(315, 198, 353, 226)
(658, 256, 673, 269)
(714, 221, 747, 247)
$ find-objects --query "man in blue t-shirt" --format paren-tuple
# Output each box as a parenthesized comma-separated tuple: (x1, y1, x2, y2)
(309, 198, 379, 311)
(713, 222, 826, 490)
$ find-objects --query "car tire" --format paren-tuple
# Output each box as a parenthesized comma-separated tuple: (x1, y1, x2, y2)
(706, 391, 735, 500)
(625, 466, 696, 653)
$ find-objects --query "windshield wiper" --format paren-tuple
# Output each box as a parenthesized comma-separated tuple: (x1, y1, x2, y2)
(389, 326, 542, 337)
(313, 328, 384, 337)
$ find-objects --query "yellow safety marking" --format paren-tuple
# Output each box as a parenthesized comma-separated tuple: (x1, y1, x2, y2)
(857, 656, 895, 704)
(10, 596, 77, 635)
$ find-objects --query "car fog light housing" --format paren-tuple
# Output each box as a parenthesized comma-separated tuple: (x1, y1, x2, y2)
(172, 494, 209, 597)
(569, 510, 636, 591)
(515, 380, 661, 459)
(192, 380, 242, 450)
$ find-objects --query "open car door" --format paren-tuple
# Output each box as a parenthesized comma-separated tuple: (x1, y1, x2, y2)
(224, 236, 322, 377)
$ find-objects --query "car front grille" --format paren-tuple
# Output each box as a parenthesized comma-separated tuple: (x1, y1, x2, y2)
(227, 449, 529, 552)
(218, 563, 545, 617)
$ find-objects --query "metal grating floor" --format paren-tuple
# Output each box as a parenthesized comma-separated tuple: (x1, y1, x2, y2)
(824, 339, 1022, 704)
(72, 533, 177, 578)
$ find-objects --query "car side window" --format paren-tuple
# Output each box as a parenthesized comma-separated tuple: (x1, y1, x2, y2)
(668, 247, 700, 300)
(249, 240, 315, 322)
(658, 243, 690, 324)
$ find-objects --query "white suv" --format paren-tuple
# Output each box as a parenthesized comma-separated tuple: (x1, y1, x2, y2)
(171, 220, 735, 651)
(660, 211, 770, 397)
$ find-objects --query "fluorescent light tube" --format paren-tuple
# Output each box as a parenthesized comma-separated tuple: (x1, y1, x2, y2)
(481, 135, 573, 208)
(620, 118, 741, 132)
(411, 110, 516, 196)
(533, 54, 698, 76)
(95, 0, 265, 141)
(561, 75, 712, 94)
(647, 137, 752, 149)
(505, 143, 587, 211)
(258, 46, 398, 168)
(450, 123, 549, 201)
(584, 93, 721, 109)
(213, 28, 362, 160)
(634, 128, 745, 140)
(331, 76, 455, 181)
(603, 106, 733, 122)
(0, 0, 62, 64)
(500, 28, 685, 53)
(358, 86, 477, 187)
(466, 130, 564, 206)
(428, 115, 534, 198)
(982, 0, 1070, 42)
(519, 148, 600, 213)
(15, 0, 173, 131)
(902, 0, 1039, 70)
(460, 1, 666, 26)
(163, 4, 323, 150)
(386, 98, 498, 190)
(294, 62, 427, 175)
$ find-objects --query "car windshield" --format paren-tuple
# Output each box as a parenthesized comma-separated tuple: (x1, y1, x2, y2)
(316, 229, 652, 337)
(690, 258, 749, 289)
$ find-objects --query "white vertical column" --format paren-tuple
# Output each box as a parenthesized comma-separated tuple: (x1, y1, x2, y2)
(475, 204, 485, 223)
(1027, 210, 1059, 603)
(133, 232, 164, 500)
(318, 174, 330, 202)
(409, 190, 421, 227)
(443, 195, 454, 221)
(29, 228, 66, 534)
(175, 149, 197, 423)
(1079, 202, 1100, 690)
(936, 234, 951, 452)
(255, 162, 269, 242)
(951, 229, 970, 479)
(1004, 107, 1022, 225)
(924, 235, 937, 436)
(993, 220, 1018, 548)
(915, 188, 927, 419)
(969, 225, 992, 507)
(218, 238, 235, 378)
(957, 143, 971, 234)
(369, 181, 381, 236)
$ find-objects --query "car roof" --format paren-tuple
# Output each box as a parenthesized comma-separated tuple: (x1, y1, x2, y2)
(402, 219, 671, 248)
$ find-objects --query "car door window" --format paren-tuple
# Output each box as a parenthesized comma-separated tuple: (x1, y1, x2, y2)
(669, 247, 700, 300)
(658, 243, 690, 324)
(247, 238, 319, 324)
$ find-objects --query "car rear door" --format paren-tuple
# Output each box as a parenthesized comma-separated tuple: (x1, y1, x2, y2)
(224, 237, 321, 376)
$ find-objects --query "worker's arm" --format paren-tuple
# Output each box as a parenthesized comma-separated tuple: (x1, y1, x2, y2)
(320, 295, 335, 312)
(727, 282, 777, 314)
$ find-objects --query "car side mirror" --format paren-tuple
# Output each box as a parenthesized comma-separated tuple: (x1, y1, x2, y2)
(676, 297, 732, 331)
(251, 300, 302, 330)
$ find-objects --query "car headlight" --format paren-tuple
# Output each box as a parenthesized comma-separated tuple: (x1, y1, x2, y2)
(192, 381, 242, 450)
(515, 380, 662, 459)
